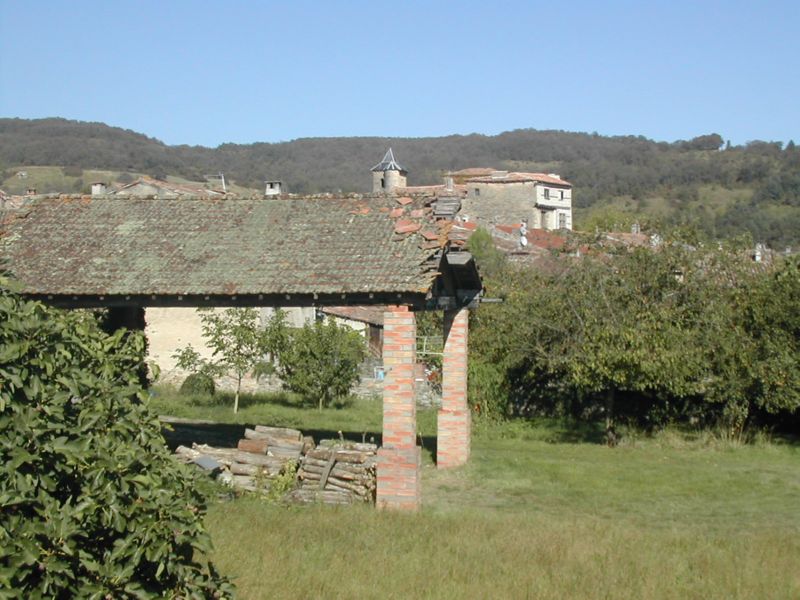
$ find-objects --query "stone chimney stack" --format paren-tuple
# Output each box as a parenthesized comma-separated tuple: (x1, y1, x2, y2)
(264, 180, 282, 196)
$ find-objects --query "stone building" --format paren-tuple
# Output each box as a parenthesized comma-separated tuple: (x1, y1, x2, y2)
(455, 169, 573, 230)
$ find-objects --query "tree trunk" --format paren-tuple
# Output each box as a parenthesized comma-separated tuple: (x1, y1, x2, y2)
(234, 377, 241, 414)
(605, 389, 617, 447)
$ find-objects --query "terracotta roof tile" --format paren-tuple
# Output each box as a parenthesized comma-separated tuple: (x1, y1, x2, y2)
(1, 195, 445, 297)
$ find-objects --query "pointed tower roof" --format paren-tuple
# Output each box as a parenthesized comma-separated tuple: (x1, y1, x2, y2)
(371, 148, 407, 173)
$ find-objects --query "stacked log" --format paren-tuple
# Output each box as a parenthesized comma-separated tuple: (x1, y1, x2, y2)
(174, 425, 306, 494)
(174, 426, 380, 506)
(288, 440, 378, 505)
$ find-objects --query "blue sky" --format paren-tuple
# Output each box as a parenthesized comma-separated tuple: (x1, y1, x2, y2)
(1, 0, 798, 147)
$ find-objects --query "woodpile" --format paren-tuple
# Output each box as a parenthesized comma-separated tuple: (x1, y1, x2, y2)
(287, 439, 378, 505)
(174, 425, 309, 494)
(174, 426, 379, 505)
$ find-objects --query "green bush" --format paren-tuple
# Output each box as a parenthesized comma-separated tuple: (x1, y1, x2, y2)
(0, 279, 232, 598)
(180, 372, 216, 397)
(277, 318, 366, 410)
(468, 359, 510, 420)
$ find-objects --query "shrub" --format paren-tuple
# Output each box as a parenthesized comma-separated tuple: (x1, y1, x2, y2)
(180, 372, 216, 397)
(468, 359, 510, 420)
(277, 317, 366, 410)
(0, 278, 232, 598)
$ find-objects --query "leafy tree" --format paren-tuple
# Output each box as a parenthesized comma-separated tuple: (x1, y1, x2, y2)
(174, 307, 284, 413)
(276, 317, 366, 410)
(466, 227, 507, 277)
(694, 252, 800, 435)
(470, 234, 800, 439)
(537, 248, 704, 443)
(0, 277, 232, 597)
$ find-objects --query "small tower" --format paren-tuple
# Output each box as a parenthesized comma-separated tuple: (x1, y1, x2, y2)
(371, 148, 408, 193)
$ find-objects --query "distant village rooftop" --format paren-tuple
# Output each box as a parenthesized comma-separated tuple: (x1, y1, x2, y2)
(460, 171, 571, 186)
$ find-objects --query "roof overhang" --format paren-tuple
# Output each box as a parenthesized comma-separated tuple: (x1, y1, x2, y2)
(24, 291, 433, 310)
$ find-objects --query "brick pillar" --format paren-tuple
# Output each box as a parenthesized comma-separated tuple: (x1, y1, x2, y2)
(438, 307, 470, 468)
(377, 306, 421, 510)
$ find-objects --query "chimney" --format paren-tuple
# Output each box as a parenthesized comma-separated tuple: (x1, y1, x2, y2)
(444, 176, 454, 191)
(91, 182, 108, 196)
(264, 180, 282, 196)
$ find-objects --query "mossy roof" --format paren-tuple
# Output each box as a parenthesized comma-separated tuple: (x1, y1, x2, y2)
(1, 194, 451, 298)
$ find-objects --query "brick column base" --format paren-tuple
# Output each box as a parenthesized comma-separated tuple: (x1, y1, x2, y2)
(376, 447, 421, 511)
(437, 408, 471, 468)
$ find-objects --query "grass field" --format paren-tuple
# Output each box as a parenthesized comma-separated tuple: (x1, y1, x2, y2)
(154, 388, 800, 599)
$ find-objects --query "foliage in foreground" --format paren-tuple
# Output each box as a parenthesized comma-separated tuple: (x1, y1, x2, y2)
(0, 279, 232, 598)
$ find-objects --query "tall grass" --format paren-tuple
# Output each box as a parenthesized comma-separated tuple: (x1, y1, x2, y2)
(207, 501, 799, 600)
(154, 387, 800, 598)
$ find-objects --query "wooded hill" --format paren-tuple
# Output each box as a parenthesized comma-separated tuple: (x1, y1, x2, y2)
(2, 118, 799, 246)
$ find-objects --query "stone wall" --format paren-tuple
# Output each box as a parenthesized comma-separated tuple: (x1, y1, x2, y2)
(461, 180, 573, 230)
(461, 181, 537, 225)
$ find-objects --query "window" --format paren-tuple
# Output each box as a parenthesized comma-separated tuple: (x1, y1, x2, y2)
(474, 188, 480, 196)
(559, 190, 564, 200)
(381, 177, 385, 189)
(544, 188, 550, 200)
(559, 213, 567, 229)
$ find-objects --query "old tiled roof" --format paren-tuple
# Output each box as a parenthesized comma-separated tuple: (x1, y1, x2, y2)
(464, 172, 571, 186)
(1, 194, 451, 298)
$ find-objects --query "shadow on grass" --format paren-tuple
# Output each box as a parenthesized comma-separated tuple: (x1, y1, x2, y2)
(160, 419, 439, 462)
(540, 420, 606, 444)
(480, 417, 606, 445)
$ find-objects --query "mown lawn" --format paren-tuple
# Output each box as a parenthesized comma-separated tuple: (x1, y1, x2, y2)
(153, 388, 800, 599)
